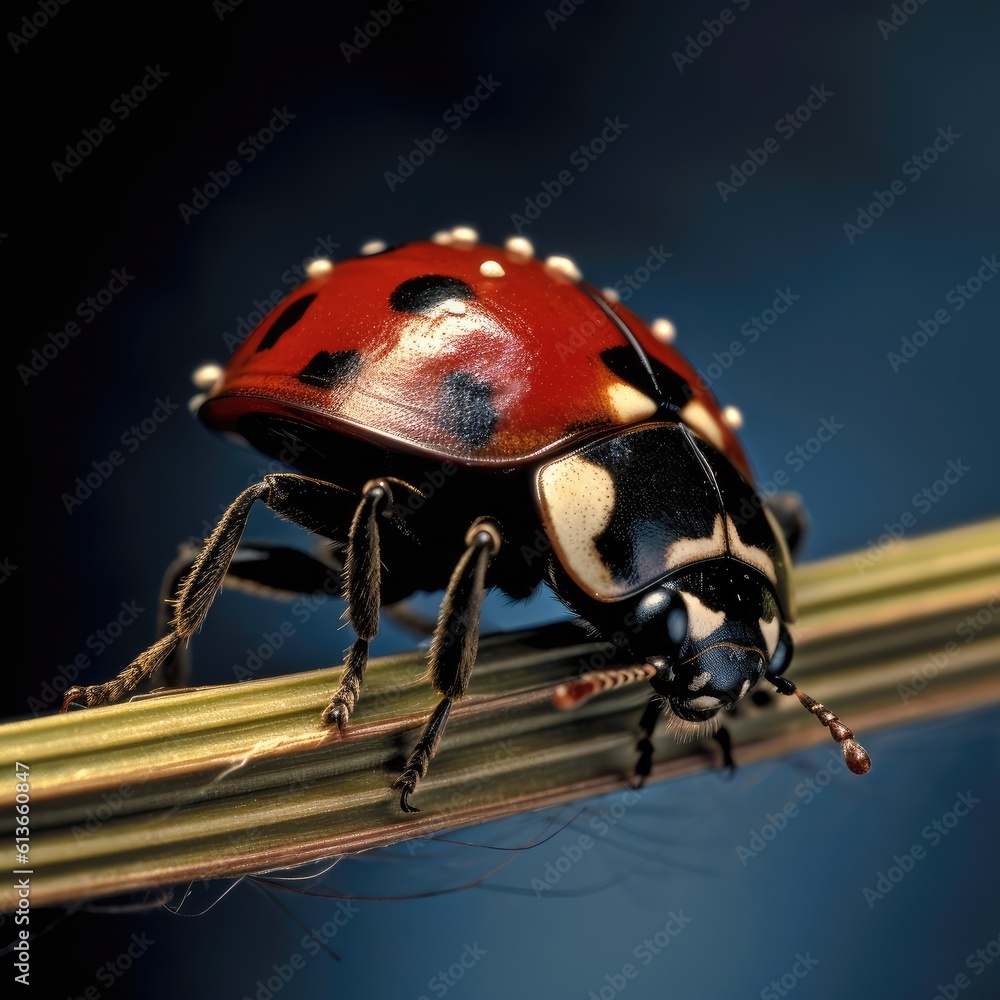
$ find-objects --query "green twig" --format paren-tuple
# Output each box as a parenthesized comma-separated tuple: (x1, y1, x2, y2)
(2, 518, 999, 909)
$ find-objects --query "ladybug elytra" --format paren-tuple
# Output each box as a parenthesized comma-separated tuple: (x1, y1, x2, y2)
(64, 227, 870, 810)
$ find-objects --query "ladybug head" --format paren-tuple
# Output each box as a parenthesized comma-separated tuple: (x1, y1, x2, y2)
(627, 565, 792, 737)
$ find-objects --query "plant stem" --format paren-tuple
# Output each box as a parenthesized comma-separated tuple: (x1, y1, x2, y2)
(2, 518, 999, 910)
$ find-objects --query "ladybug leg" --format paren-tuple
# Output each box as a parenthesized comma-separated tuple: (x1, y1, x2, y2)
(320, 478, 399, 730)
(632, 695, 662, 788)
(62, 474, 355, 711)
(712, 725, 736, 772)
(392, 518, 502, 812)
(154, 541, 344, 688)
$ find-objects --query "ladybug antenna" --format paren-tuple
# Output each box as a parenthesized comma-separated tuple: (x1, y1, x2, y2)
(768, 674, 871, 775)
(553, 663, 657, 710)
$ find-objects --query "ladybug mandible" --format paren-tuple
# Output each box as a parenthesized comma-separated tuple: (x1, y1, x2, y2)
(63, 227, 870, 810)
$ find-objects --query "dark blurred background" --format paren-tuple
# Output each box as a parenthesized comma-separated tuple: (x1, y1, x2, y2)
(7, 1, 1000, 997)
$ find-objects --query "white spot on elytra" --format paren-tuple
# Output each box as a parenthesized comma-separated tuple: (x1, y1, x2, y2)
(306, 258, 334, 278)
(544, 255, 582, 281)
(451, 226, 478, 244)
(431, 230, 453, 245)
(651, 318, 676, 343)
(360, 240, 386, 255)
(505, 236, 534, 257)
(480, 260, 505, 278)
(723, 405, 743, 429)
(602, 286, 621, 303)
(606, 383, 658, 423)
(680, 398, 726, 451)
(192, 363, 223, 389)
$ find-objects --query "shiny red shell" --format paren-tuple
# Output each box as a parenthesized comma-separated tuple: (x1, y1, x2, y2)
(199, 240, 751, 479)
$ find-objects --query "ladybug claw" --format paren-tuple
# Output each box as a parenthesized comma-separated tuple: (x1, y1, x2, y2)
(62, 686, 88, 712)
(392, 773, 420, 813)
(321, 701, 350, 732)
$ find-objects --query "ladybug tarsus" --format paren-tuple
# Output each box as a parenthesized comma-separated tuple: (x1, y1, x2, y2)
(633, 694, 662, 786)
(61, 685, 87, 711)
(393, 697, 453, 812)
(322, 637, 369, 731)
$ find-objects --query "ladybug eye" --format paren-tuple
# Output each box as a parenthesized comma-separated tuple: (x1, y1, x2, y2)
(634, 588, 688, 651)
(666, 600, 688, 646)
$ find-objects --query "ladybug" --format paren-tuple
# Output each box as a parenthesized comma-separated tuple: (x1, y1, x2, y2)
(63, 227, 870, 810)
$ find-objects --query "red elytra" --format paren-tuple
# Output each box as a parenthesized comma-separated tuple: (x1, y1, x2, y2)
(199, 240, 751, 479)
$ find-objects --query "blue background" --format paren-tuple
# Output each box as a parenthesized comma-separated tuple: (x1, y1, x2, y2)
(8, 1, 1000, 997)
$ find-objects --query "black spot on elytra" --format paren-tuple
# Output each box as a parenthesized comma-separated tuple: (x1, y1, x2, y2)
(255, 294, 317, 352)
(439, 371, 499, 448)
(600, 345, 692, 412)
(389, 275, 475, 314)
(296, 350, 362, 388)
(600, 346, 660, 399)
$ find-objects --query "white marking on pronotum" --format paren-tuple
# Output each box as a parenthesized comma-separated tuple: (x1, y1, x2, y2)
(606, 382, 658, 423)
(537, 456, 618, 596)
(664, 515, 727, 571)
(504, 236, 534, 257)
(679, 591, 726, 641)
(479, 260, 505, 278)
(651, 318, 676, 343)
(360, 239, 386, 255)
(306, 258, 334, 278)
(726, 517, 778, 587)
(665, 514, 779, 588)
